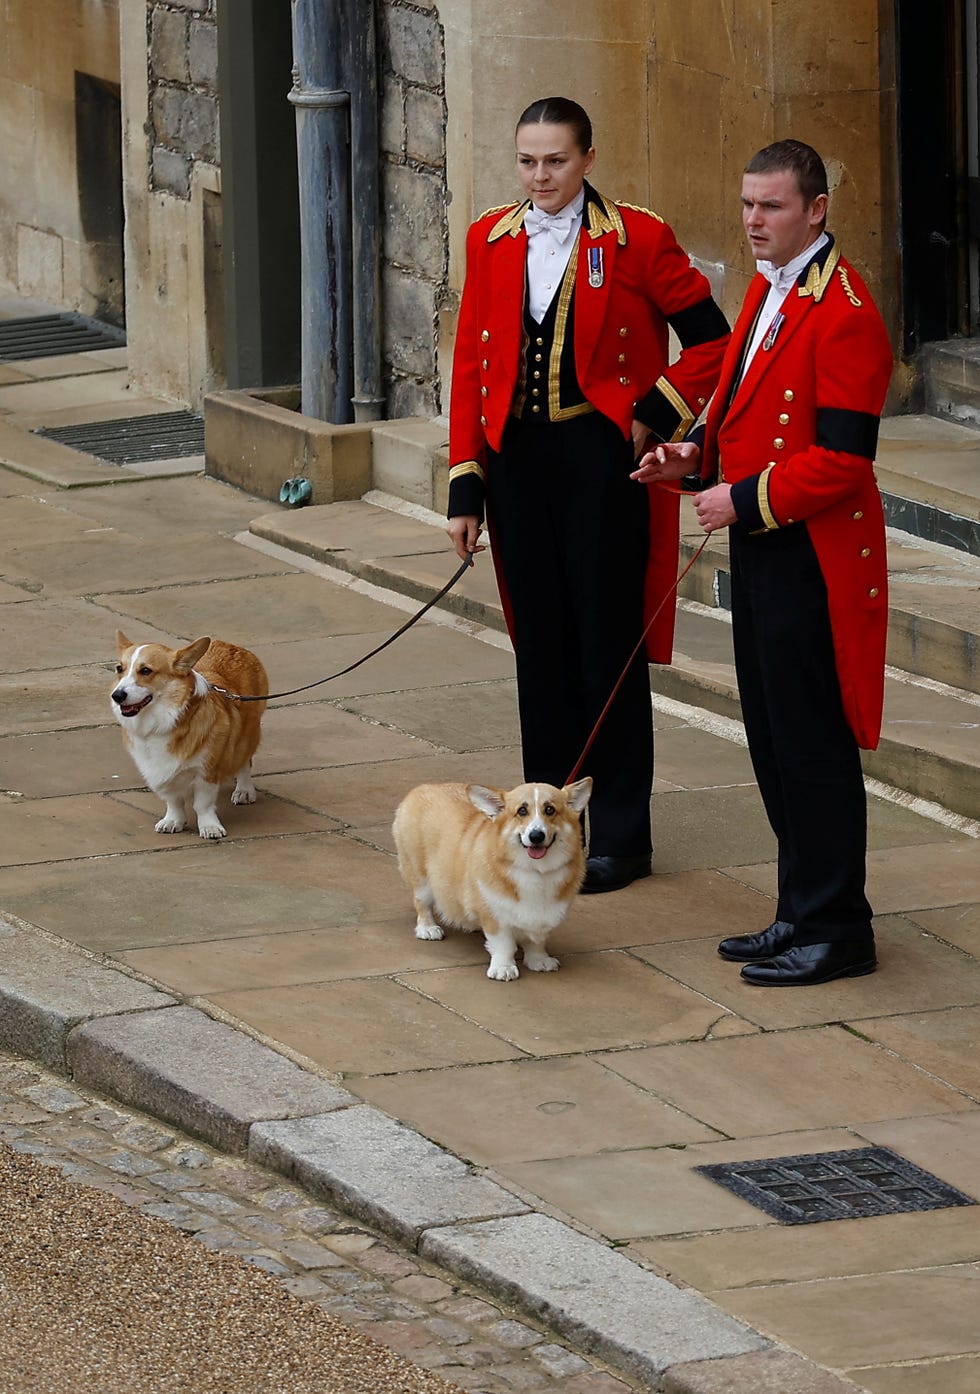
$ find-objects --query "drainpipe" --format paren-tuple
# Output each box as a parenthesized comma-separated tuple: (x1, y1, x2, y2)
(288, 0, 384, 425)
(348, 0, 385, 422)
(288, 0, 354, 423)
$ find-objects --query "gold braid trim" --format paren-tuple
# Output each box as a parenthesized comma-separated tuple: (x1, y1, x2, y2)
(487, 200, 530, 242)
(653, 375, 696, 443)
(757, 465, 779, 531)
(449, 460, 485, 483)
(797, 242, 841, 303)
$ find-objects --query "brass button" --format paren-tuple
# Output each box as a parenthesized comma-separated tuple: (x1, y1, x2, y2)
(480, 415, 487, 425)
(779, 413, 790, 425)
(773, 437, 785, 449)
(481, 330, 490, 342)
(531, 404, 541, 413)
(860, 547, 871, 557)
(698, 396, 706, 406)
(482, 358, 488, 370)
(786, 517, 794, 524)
(480, 387, 488, 397)
(619, 375, 630, 385)
(619, 327, 629, 337)
(783, 389, 794, 402)
(534, 353, 542, 362)
(852, 510, 863, 520)
(618, 353, 626, 363)
(533, 370, 541, 379)
(532, 388, 540, 396)
(536, 337, 544, 347)
(869, 587, 879, 598)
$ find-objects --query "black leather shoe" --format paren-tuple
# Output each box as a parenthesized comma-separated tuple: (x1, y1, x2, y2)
(740, 940, 877, 987)
(718, 920, 795, 963)
(580, 854, 652, 894)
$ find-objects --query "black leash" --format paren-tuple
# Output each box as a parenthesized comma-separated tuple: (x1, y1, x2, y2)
(209, 555, 474, 702)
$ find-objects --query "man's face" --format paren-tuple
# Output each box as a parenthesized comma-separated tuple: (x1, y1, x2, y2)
(741, 169, 828, 268)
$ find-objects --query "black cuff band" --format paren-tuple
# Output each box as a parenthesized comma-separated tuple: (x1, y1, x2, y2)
(816, 406, 880, 459)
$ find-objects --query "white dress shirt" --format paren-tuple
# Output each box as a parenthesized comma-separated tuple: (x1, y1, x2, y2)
(739, 232, 830, 382)
(524, 189, 586, 323)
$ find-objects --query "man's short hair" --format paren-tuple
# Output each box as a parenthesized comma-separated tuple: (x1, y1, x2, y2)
(745, 140, 828, 207)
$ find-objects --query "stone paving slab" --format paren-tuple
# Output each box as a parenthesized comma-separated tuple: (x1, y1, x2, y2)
(662, 1349, 864, 1394)
(249, 1108, 530, 1244)
(0, 918, 175, 1070)
(67, 1004, 357, 1154)
(419, 1213, 767, 1385)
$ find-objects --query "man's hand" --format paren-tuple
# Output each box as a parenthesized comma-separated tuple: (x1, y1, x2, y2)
(693, 483, 736, 532)
(630, 439, 701, 484)
(447, 515, 485, 562)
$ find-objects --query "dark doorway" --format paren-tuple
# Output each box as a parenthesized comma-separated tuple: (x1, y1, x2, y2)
(75, 72, 125, 328)
(895, 0, 977, 353)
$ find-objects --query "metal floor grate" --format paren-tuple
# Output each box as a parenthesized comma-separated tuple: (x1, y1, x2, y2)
(696, 1147, 977, 1225)
(34, 411, 205, 465)
(0, 312, 126, 361)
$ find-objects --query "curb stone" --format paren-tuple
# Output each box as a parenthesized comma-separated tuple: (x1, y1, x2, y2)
(0, 919, 175, 1071)
(0, 918, 864, 1392)
(67, 1004, 358, 1154)
(249, 1108, 530, 1244)
(418, 1212, 766, 1386)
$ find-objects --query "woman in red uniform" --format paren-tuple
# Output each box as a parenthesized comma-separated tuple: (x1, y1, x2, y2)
(447, 97, 729, 892)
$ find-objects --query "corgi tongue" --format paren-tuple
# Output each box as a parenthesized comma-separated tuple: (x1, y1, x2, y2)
(527, 845, 548, 860)
(120, 695, 153, 717)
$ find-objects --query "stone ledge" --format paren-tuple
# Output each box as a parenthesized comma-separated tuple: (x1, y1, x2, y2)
(0, 919, 175, 1071)
(68, 1004, 356, 1154)
(204, 387, 372, 506)
(419, 1212, 767, 1386)
(249, 1108, 530, 1245)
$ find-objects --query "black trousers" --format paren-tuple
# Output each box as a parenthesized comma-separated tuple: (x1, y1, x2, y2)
(486, 414, 653, 858)
(729, 522, 873, 944)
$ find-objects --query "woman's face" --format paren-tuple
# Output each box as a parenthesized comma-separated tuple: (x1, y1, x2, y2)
(516, 122, 595, 211)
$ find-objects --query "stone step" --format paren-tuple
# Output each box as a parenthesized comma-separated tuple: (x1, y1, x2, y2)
(921, 338, 980, 432)
(248, 495, 980, 823)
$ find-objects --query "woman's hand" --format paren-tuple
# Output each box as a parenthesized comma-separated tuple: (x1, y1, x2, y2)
(447, 515, 486, 562)
(630, 440, 701, 484)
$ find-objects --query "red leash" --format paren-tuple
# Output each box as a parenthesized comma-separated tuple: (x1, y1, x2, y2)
(564, 535, 710, 784)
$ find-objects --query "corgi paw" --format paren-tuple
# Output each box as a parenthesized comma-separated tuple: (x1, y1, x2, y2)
(415, 923, 444, 941)
(155, 815, 186, 834)
(524, 952, 560, 972)
(487, 962, 519, 982)
(231, 787, 257, 806)
(197, 821, 227, 840)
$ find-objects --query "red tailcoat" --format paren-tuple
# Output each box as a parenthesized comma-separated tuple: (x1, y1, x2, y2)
(701, 240, 894, 748)
(449, 185, 730, 661)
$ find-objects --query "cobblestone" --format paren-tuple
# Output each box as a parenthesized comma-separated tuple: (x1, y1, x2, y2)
(0, 1049, 651, 1392)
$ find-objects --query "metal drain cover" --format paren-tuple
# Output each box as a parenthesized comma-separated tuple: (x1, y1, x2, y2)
(0, 312, 125, 361)
(33, 411, 204, 465)
(696, 1147, 977, 1225)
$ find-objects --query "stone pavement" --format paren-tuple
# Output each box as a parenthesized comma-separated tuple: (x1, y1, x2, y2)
(0, 337, 979, 1392)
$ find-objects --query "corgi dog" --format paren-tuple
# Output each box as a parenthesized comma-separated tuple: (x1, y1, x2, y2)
(111, 631, 268, 839)
(392, 778, 592, 981)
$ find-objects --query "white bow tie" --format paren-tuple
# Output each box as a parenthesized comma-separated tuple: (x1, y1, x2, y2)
(758, 261, 797, 294)
(524, 206, 574, 244)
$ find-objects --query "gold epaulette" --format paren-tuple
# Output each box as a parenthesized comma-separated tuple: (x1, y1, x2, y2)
(479, 201, 519, 220)
(486, 200, 530, 242)
(616, 201, 664, 223)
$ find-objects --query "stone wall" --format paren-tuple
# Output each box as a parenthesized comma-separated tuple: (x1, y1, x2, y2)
(148, 0, 219, 199)
(0, 0, 122, 320)
(379, 0, 449, 419)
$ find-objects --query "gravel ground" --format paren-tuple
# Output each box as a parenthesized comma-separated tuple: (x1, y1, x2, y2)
(0, 1055, 635, 1394)
(0, 1142, 462, 1394)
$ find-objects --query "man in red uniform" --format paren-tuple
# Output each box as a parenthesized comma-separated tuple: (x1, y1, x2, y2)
(447, 98, 730, 893)
(636, 139, 893, 983)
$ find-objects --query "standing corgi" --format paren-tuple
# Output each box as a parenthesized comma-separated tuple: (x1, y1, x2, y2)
(111, 631, 267, 839)
(392, 778, 592, 981)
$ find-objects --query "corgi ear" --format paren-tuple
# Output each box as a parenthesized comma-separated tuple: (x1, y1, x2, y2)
(116, 629, 132, 653)
(467, 784, 506, 819)
(173, 637, 211, 672)
(564, 777, 593, 812)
